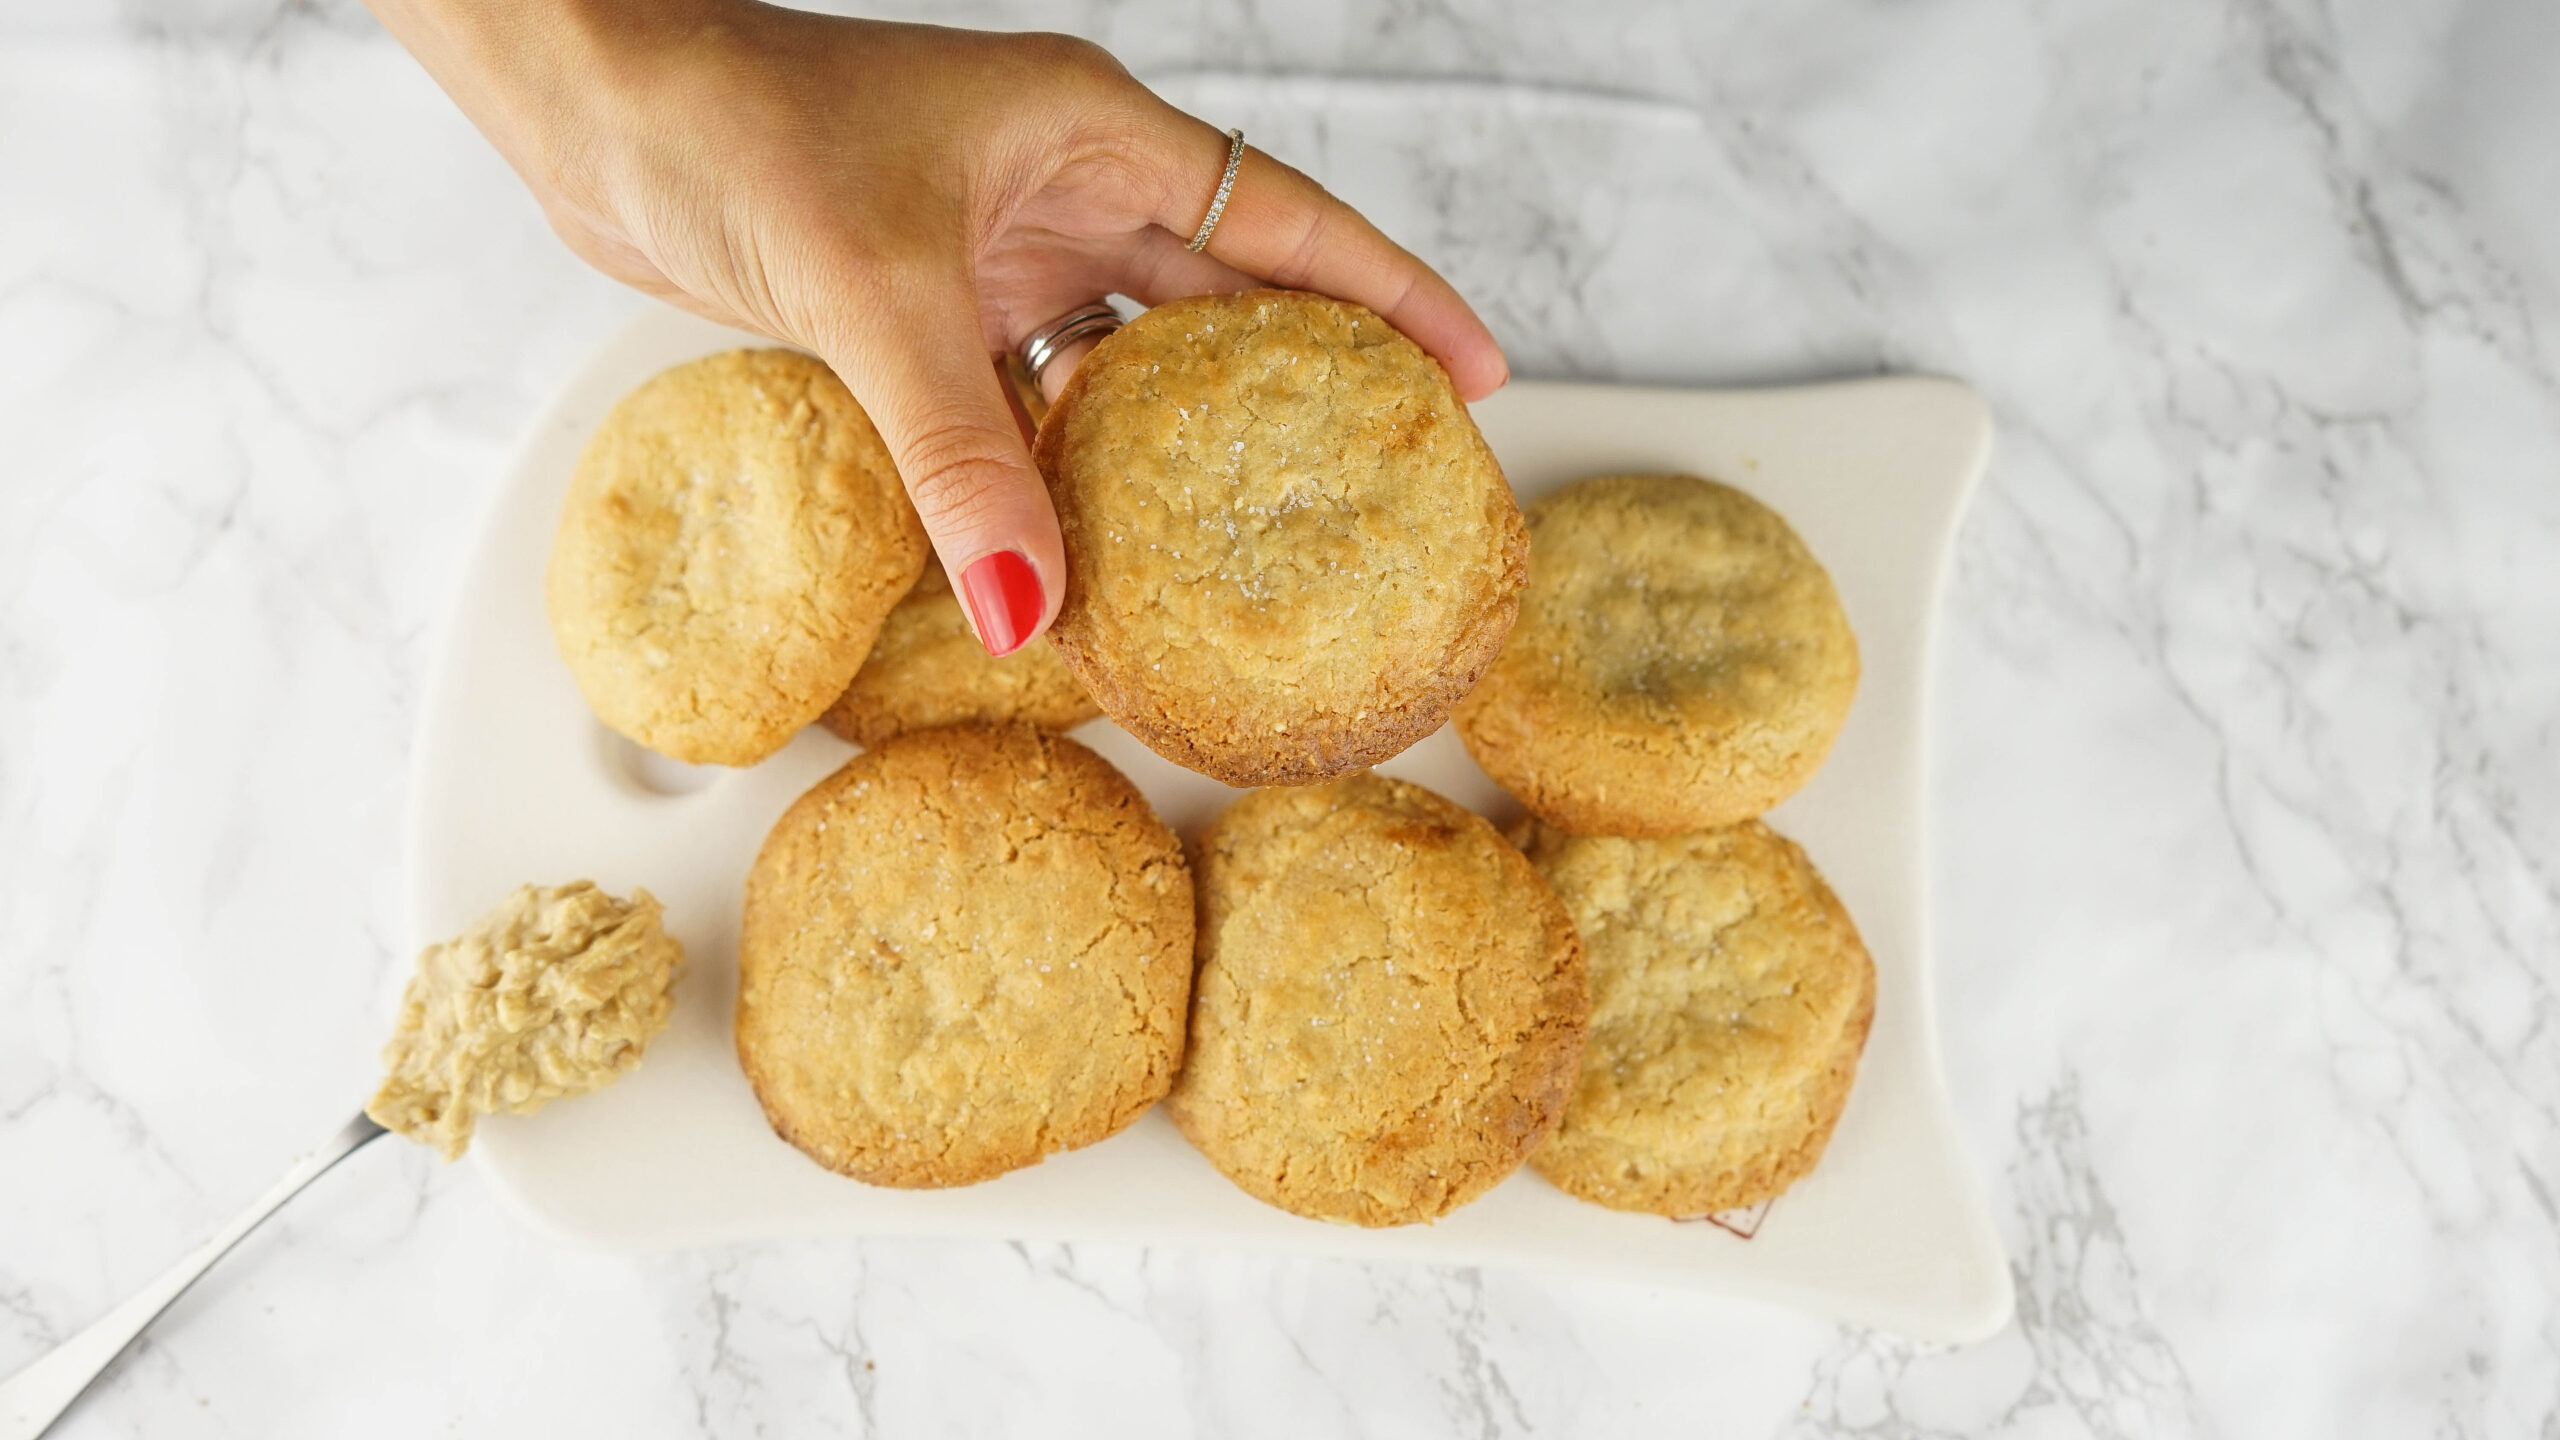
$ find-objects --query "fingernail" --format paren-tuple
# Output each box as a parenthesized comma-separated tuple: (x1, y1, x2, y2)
(959, 550, 1044, 658)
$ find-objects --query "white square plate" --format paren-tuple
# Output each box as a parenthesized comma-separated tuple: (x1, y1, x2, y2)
(407, 304, 2010, 1342)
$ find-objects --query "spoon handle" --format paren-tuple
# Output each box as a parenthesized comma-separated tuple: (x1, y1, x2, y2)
(0, 1111, 389, 1440)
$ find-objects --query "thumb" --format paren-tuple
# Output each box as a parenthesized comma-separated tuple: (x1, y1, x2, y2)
(822, 289, 1064, 659)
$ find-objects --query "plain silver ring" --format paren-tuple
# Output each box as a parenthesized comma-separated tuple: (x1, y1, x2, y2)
(1018, 302, 1123, 390)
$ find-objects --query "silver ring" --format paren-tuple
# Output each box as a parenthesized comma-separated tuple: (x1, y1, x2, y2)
(1018, 302, 1123, 390)
(1187, 128, 1245, 253)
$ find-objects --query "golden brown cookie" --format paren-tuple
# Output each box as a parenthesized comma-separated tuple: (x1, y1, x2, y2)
(547, 348, 927, 766)
(1165, 773, 1587, 1226)
(817, 562, 1099, 748)
(736, 724, 1192, 1188)
(1455, 474, 1858, 834)
(1035, 290, 1528, 787)
(1514, 818, 1874, 1216)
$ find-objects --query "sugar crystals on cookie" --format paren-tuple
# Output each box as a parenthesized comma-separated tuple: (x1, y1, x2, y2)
(1035, 290, 1528, 787)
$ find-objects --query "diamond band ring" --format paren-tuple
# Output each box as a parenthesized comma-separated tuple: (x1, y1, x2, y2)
(1187, 128, 1245, 253)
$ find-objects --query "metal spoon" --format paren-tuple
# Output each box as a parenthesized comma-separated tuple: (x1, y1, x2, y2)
(0, 1112, 389, 1440)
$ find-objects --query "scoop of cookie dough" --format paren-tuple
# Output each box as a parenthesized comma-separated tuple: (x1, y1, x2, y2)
(1514, 819, 1874, 1216)
(1455, 473, 1858, 835)
(368, 881, 682, 1161)
(818, 561, 1098, 748)
(547, 348, 928, 766)
(1035, 290, 1527, 787)
(737, 724, 1193, 1188)
(1165, 773, 1587, 1226)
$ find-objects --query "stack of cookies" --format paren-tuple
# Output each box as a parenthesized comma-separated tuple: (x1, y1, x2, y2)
(545, 348, 931, 767)
(546, 348, 1098, 771)
(1454, 473, 1877, 1219)
(538, 288, 1875, 1227)
(545, 344, 1147, 1189)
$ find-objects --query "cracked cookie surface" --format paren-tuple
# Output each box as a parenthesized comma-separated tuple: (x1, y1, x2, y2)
(737, 724, 1192, 1187)
(547, 348, 926, 766)
(1035, 290, 1527, 786)
(1164, 773, 1587, 1226)
(818, 561, 1098, 748)
(1455, 473, 1857, 834)
(1514, 818, 1874, 1216)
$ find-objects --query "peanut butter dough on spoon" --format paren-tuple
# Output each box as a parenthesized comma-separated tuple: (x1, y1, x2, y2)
(368, 881, 682, 1159)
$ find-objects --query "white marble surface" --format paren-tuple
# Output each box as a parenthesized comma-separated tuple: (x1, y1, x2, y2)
(3, 0, 2556, 1434)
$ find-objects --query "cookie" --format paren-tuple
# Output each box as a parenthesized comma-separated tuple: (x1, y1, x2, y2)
(1164, 773, 1587, 1226)
(817, 562, 1099, 748)
(1454, 473, 1857, 834)
(547, 348, 928, 766)
(1035, 289, 1528, 787)
(1514, 819, 1875, 1216)
(736, 724, 1191, 1188)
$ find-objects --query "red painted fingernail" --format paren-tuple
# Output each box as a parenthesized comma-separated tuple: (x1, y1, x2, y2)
(959, 550, 1044, 658)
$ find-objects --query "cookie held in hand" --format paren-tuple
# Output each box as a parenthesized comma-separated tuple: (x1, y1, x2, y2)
(1036, 290, 1527, 787)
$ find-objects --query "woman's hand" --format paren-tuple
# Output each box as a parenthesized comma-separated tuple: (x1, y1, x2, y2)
(365, 0, 1508, 653)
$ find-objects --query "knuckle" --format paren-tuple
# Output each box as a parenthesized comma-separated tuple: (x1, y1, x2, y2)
(895, 422, 1031, 531)
(1377, 266, 1425, 320)
(800, 222, 930, 290)
(791, 249, 949, 356)
(1013, 31, 1129, 92)
(1271, 205, 1337, 287)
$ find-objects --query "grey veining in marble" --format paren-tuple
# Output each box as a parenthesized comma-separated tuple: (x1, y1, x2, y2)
(3, 0, 2555, 1434)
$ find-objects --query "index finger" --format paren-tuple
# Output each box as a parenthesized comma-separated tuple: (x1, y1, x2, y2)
(1150, 120, 1509, 401)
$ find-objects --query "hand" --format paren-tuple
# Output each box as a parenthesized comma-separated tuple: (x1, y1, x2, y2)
(365, 0, 1508, 653)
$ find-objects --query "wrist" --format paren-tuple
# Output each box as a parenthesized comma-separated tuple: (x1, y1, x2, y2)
(370, 0, 737, 68)
(365, 0, 750, 175)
